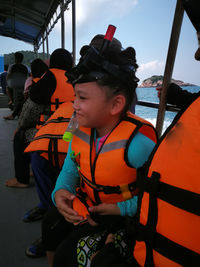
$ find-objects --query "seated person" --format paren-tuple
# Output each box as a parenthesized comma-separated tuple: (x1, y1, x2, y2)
(41, 33, 157, 267)
(5, 59, 48, 188)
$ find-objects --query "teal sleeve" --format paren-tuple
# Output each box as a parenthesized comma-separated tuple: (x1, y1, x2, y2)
(117, 132, 156, 216)
(127, 132, 156, 169)
(51, 140, 80, 206)
(117, 196, 138, 216)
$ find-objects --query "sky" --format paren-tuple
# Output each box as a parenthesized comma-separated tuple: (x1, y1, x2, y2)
(0, 0, 199, 85)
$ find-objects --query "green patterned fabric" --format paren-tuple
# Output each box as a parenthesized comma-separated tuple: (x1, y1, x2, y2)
(77, 229, 131, 267)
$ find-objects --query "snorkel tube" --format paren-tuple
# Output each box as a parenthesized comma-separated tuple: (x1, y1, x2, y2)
(101, 24, 116, 52)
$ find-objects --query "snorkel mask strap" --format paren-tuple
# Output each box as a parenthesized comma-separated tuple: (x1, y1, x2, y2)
(66, 24, 139, 87)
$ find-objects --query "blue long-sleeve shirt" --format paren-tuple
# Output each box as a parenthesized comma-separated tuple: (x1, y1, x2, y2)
(52, 131, 156, 217)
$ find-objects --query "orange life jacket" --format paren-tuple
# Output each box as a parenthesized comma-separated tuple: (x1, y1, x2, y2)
(36, 68, 74, 129)
(134, 96, 200, 266)
(71, 112, 157, 219)
(25, 102, 74, 170)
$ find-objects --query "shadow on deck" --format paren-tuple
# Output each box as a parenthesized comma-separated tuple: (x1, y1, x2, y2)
(0, 108, 48, 267)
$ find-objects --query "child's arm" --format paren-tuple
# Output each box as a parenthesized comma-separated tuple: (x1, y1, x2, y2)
(51, 141, 80, 205)
(51, 141, 85, 223)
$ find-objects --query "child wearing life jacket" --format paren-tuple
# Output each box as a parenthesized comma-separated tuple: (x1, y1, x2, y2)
(41, 32, 157, 267)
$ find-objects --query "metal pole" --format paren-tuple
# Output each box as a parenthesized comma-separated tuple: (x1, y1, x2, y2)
(34, 45, 38, 57)
(72, 0, 76, 66)
(61, 0, 65, 48)
(42, 35, 45, 59)
(46, 30, 49, 59)
(155, 0, 184, 137)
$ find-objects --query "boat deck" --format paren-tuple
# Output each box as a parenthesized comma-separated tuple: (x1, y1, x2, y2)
(0, 108, 48, 267)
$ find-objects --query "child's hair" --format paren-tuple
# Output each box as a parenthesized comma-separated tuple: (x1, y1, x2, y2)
(31, 58, 48, 78)
(50, 48, 73, 71)
(69, 35, 139, 114)
(96, 46, 139, 114)
(14, 52, 23, 63)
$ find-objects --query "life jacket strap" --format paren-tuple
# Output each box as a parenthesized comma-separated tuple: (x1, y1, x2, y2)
(136, 167, 200, 266)
(50, 99, 65, 109)
(33, 134, 64, 141)
(42, 117, 70, 126)
(79, 172, 137, 200)
(48, 139, 61, 171)
(137, 223, 200, 266)
(137, 168, 200, 216)
(76, 188, 91, 209)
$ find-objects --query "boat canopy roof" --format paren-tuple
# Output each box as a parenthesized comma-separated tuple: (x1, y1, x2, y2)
(0, 0, 71, 50)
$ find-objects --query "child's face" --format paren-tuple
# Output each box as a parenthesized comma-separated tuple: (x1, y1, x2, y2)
(73, 81, 113, 131)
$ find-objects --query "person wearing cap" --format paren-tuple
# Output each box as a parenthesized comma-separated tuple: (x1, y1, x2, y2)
(41, 33, 157, 267)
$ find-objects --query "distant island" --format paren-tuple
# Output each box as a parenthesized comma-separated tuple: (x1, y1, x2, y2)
(139, 75, 196, 87)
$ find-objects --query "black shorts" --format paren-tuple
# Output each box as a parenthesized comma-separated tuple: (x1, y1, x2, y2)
(42, 206, 103, 267)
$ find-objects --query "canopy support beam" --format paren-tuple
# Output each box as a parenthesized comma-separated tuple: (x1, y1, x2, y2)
(72, 0, 76, 66)
(46, 30, 50, 59)
(155, 0, 184, 136)
(61, 0, 65, 48)
(42, 35, 45, 59)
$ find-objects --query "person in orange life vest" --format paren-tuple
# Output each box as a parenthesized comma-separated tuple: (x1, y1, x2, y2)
(132, 84, 200, 264)
(22, 50, 75, 258)
(29, 48, 74, 128)
(5, 59, 48, 188)
(24, 41, 121, 225)
(23, 40, 136, 258)
(41, 33, 157, 267)
(22, 48, 74, 219)
(23, 103, 74, 259)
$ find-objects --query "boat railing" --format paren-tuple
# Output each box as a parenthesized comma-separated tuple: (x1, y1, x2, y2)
(136, 100, 180, 113)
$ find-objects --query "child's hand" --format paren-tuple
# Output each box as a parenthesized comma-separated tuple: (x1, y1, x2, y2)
(90, 233, 115, 261)
(86, 203, 121, 226)
(89, 203, 121, 216)
(105, 233, 115, 244)
(55, 189, 84, 223)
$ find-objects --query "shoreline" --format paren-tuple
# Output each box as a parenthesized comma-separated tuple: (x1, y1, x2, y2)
(137, 84, 199, 88)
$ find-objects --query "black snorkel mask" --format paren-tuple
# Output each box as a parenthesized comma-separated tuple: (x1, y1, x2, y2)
(66, 25, 139, 87)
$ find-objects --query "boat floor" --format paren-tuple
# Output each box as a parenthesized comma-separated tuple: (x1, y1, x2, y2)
(0, 108, 48, 267)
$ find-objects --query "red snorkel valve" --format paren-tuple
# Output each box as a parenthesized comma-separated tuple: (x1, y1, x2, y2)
(101, 24, 116, 53)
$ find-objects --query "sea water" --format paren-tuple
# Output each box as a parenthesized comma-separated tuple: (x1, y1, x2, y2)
(135, 86, 200, 134)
